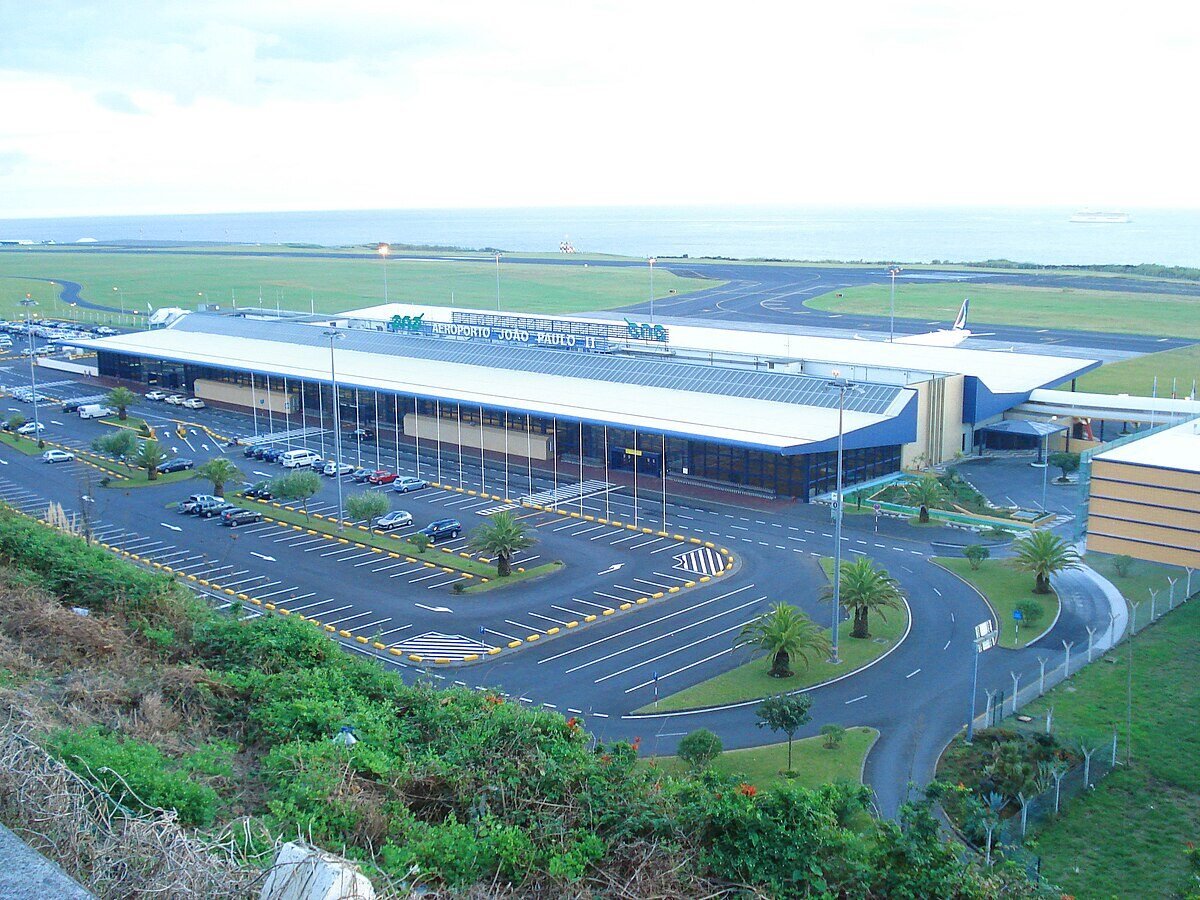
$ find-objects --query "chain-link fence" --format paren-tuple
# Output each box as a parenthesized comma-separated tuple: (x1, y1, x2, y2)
(997, 752, 1118, 845)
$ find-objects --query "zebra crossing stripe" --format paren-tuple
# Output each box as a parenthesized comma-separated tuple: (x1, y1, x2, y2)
(476, 503, 518, 517)
(393, 632, 495, 658)
(673, 546, 724, 576)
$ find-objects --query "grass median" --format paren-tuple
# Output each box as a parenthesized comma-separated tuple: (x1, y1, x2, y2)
(637, 558, 908, 713)
(644, 728, 878, 792)
(934, 557, 1058, 649)
(229, 495, 499, 578)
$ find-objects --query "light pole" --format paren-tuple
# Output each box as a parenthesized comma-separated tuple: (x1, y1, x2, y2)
(19, 296, 40, 439)
(826, 372, 857, 664)
(112, 286, 125, 317)
(648, 257, 656, 322)
(494, 252, 501, 311)
(887, 266, 902, 342)
(324, 329, 346, 530)
(378, 243, 390, 304)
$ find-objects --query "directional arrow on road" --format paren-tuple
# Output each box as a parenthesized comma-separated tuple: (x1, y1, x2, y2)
(161, 522, 182, 532)
(50, 420, 63, 426)
(201, 443, 210, 450)
(0, 459, 8, 465)
(415, 603, 452, 613)
(597, 563, 625, 576)
(81, 495, 94, 503)
(251, 551, 276, 562)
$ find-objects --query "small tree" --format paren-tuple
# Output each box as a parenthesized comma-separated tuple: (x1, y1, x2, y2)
(821, 556, 904, 639)
(1047, 450, 1081, 484)
(469, 510, 536, 577)
(963, 544, 990, 571)
(92, 429, 140, 459)
(346, 491, 389, 525)
(271, 470, 322, 520)
(676, 728, 723, 771)
(6, 413, 26, 432)
(819, 723, 847, 749)
(105, 386, 138, 421)
(410, 532, 431, 553)
(905, 475, 947, 524)
(755, 692, 813, 774)
(736, 603, 831, 678)
(196, 457, 242, 497)
(1014, 600, 1044, 626)
(1112, 554, 1135, 578)
(134, 439, 170, 481)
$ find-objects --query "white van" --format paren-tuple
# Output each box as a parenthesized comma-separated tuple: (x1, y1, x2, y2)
(78, 404, 117, 419)
(279, 448, 321, 469)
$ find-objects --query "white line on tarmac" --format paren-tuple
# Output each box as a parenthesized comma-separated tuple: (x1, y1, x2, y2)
(845, 695, 867, 704)
(593, 616, 756, 684)
(906, 668, 921, 679)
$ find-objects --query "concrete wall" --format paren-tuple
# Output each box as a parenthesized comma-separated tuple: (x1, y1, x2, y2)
(1087, 458, 1200, 568)
(902, 374, 965, 468)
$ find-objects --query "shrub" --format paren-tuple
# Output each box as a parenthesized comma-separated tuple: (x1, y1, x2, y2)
(1015, 600, 1045, 625)
(820, 723, 847, 749)
(963, 544, 990, 570)
(677, 728, 723, 770)
(1112, 554, 1135, 577)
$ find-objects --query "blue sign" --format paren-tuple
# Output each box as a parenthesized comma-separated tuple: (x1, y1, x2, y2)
(1012, 609, 1023, 621)
(387, 313, 425, 334)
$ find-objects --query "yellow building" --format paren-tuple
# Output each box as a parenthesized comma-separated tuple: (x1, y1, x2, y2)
(1086, 418, 1200, 568)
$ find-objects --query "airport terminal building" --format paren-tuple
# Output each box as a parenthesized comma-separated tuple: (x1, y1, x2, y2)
(80, 304, 1097, 501)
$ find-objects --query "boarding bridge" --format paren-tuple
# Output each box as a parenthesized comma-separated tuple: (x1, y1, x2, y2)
(1011, 389, 1200, 427)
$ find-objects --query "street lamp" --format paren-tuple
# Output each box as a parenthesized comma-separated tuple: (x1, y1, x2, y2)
(648, 257, 656, 322)
(494, 252, 501, 311)
(887, 267, 902, 342)
(825, 372, 859, 664)
(112, 286, 125, 316)
(19, 296, 40, 439)
(966, 620, 997, 743)
(377, 243, 390, 304)
(324, 329, 346, 530)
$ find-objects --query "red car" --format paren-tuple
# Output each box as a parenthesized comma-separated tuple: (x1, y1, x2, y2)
(367, 469, 398, 485)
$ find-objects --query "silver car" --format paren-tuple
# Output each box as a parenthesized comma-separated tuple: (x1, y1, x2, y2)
(372, 510, 414, 531)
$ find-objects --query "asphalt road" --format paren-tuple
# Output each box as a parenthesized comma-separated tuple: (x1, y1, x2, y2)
(0, 371, 1120, 816)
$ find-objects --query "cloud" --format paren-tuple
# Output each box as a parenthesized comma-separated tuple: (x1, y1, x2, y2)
(94, 90, 144, 115)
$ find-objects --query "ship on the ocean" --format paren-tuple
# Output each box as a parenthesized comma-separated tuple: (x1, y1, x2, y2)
(1070, 209, 1131, 223)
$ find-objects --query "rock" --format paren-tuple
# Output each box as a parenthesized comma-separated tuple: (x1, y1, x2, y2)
(260, 842, 374, 900)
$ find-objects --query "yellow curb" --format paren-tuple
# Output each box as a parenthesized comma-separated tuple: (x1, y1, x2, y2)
(636, 597, 648, 604)
(265, 603, 276, 610)
(566, 621, 579, 628)
(657, 530, 669, 537)
(325, 624, 335, 631)
(673, 534, 685, 541)
(668, 586, 680, 594)
(684, 581, 696, 588)
(463, 653, 479, 662)
(507, 640, 522, 649)
(620, 603, 633, 610)
(487, 647, 502, 655)
(546, 627, 560, 635)
(279, 609, 291, 616)
(338, 629, 352, 638)
(652, 591, 665, 598)
(373, 641, 386, 649)
(409, 654, 423, 662)
(356, 636, 369, 644)
(602, 609, 615, 616)
(237, 593, 249, 600)
(626, 523, 638, 531)
(389, 647, 404, 656)
(584, 614, 597, 622)
(224, 588, 235, 595)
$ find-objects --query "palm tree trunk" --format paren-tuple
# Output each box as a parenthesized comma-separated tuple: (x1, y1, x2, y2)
(919, 504, 929, 524)
(769, 649, 791, 678)
(119, 407, 128, 421)
(147, 466, 157, 481)
(851, 606, 869, 639)
(1035, 572, 1049, 594)
(215, 482, 225, 497)
(497, 551, 512, 577)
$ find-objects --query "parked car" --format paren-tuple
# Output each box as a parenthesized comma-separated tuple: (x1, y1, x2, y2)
(178, 494, 221, 514)
(220, 508, 262, 527)
(144, 390, 167, 401)
(157, 458, 194, 474)
(261, 447, 284, 463)
(243, 483, 273, 500)
(367, 469, 398, 485)
(372, 510, 413, 531)
(350, 467, 374, 483)
(279, 448, 321, 469)
(164, 395, 185, 405)
(345, 427, 374, 442)
(197, 501, 237, 519)
(392, 476, 428, 494)
(419, 518, 462, 543)
(16, 422, 44, 435)
(322, 460, 355, 477)
(250, 445, 271, 460)
(181, 398, 205, 409)
(78, 404, 117, 419)
(41, 449, 75, 464)
(244, 445, 260, 457)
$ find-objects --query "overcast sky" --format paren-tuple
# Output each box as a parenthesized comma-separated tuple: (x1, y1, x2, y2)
(2, 1, 1196, 217)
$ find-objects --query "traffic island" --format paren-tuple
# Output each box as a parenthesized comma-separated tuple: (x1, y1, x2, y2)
(932, 557, 1060, 648)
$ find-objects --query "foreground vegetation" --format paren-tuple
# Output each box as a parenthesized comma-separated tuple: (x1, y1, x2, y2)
(0, 507, 1044, 897)
(808, 281, 1200, 338)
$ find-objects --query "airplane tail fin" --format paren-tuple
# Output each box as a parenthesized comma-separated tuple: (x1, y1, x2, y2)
(953, 298, 969, 331)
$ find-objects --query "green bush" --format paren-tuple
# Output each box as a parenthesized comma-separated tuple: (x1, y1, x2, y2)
(677, 728, 723, 770)
(46, 726, 218, 826)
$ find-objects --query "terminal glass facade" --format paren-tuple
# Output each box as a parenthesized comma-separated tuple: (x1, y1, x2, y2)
(98, 351, 901, 500)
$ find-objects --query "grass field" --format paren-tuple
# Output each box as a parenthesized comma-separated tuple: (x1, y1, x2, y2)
(1071, 343, 1200, 397)
(1016, 589, 1200, 899)
(0, 248, 716, 322)
(644, 728, 877, 791)
(934, 558, 1059, 649)
(807, 282, 1200, 338)
(638, 558, 908, 712)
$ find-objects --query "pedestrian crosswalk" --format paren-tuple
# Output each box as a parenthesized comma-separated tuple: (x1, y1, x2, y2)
(674, 546, 724, 576)
(393, 632, 494, 658)
(476, 503, 518, 517)
(519, 479, 618, 508)
(239, 426, 328, 447)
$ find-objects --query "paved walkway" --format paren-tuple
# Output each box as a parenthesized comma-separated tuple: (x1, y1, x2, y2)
(0, 824, 92, 899)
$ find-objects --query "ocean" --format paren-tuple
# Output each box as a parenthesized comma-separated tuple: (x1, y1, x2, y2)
(1, 206, 1197, 267)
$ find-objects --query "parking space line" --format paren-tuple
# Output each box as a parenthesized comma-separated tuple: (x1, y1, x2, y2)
(408, 571, 443, 583)
(653, 571, 692, 583)
(633, 577, 672, 590)
(591, 591, 627, 604)
(427, 576, 464, 589)
(389, 565, 427, 578)
(593, 618, 753, 684)
(320, 545, 361, 558)
(287, 597, 338, 614)
(630, 537, 663, 550)
(648, 541, 685, 555)
(528, 611, 569, 626)
(625, 646, 734, 693)
(326, 610, 376, 627)
(505, 619, 545, 634)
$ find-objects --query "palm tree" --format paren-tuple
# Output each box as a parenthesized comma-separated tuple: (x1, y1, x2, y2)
(1013, 530, 1080, 594)
(822, 556, 904, 639)
(196, 457, 242, 496)
(134, 439, 170, 481)
(468, 510, 535, 577)
(105, 386, 138, 421)
(735, 603, 831, 678)
(904, 475, 947, 523)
